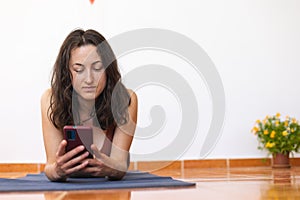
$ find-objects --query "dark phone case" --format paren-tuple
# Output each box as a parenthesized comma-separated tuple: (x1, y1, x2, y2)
(63, 125, 93, 158)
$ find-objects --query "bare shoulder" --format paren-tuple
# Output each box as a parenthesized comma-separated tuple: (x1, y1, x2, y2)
(41, 88, 52, 100)
(40, 88, 52, 109)
(127, 89, 137, 106)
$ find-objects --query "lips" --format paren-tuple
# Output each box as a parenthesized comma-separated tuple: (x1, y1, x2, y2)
(82, 86, 96, 92)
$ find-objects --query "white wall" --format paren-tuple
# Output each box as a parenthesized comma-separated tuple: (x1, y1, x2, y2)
(0, 0, 299, 163)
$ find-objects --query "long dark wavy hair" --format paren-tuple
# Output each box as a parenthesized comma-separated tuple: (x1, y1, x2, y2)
(48, 29, 130, 131)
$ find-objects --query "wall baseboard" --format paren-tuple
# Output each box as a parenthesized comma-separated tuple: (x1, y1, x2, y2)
(0, 158, 299, 173)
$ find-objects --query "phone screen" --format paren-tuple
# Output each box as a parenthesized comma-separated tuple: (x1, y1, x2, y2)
(63, 126, 93, 158)
(66, 129, 76, 141)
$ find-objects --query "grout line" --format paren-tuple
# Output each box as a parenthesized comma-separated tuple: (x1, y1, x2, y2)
(181, 160, 184, 179)
(37, 163, 40, 173)
(134, 161, 138, 171)
(226, 159, 230, 179)
(226, 159, 230, 169)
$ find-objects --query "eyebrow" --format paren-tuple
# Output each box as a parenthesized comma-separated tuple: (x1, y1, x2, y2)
(72, 60, 102, 67)
(91, 60, 102, 65)
(72, 63, 84, 67)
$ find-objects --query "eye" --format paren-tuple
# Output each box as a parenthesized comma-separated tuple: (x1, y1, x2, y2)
(74, 69, 83, 73)
(72, 64, 84, 73)
(74, 68, 84, 73)
(93, 63, 104, 71)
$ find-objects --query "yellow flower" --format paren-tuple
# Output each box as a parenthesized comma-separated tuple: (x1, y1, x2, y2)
(275, 120, 279, 126)
(270, 143, 275, 148)
(264, 130, 269, 135)
(256, 120, 261, 124)
(265, 142, 275, 148)
(282, 131, 288, 136)
(270, 131, 276, 138)
(291, 128, 295, 133)
(276, 113, 281, 118)
(252, 127, 259, 134)
(284, 120, 289, 127)
(292, 118, 297, 124)
(262, 119, 267, 125)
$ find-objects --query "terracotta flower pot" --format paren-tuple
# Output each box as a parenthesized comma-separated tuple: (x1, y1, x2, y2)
(272, 152, 291, 168)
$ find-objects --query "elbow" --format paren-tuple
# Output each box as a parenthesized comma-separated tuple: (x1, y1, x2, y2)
(44, 164, 67, 182)
(107, 171, 126, 181)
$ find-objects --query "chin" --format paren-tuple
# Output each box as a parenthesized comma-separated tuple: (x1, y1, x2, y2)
(79, 93, 97, 101)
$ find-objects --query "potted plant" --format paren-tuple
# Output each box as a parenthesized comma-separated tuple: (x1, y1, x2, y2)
(251, 113, 300, 168)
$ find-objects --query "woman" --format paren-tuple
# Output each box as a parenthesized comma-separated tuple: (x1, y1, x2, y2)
(41, 29, 138, 182)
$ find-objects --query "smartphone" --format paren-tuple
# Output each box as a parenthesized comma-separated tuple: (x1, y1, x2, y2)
(63, 125, 94, 158)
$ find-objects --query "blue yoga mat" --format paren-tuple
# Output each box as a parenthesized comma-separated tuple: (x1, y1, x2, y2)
(0, 171, 195, 192)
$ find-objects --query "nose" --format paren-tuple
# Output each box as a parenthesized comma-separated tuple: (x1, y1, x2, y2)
(84, 69, 94, 84)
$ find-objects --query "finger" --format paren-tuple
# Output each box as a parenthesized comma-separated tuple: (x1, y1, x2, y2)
(56, 140, 67, 157)
(84, 157, 104, 167)
(63, 151, 90, 169)
(91, 144, 101, 158)
(64, 160, 89, 175)
(57, 146, 87, 171)
(62, 145, 86, 162)
(81, 167, 105, 177)
(91, 145, 114, 168)
(91, 144, 106, 160)
(79, 160, 105, 176)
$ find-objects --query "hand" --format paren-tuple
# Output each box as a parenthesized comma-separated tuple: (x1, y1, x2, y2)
(53, 140, 90, 180)
(79, 144, 127, 179)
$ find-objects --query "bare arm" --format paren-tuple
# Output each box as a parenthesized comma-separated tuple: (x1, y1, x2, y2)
(40, 89, 89, 181)
(84, 90, 138, 180)
(108, 90, 138, 179)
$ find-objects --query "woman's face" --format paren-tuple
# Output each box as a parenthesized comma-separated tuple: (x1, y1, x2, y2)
(69, 44, 107, 101)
